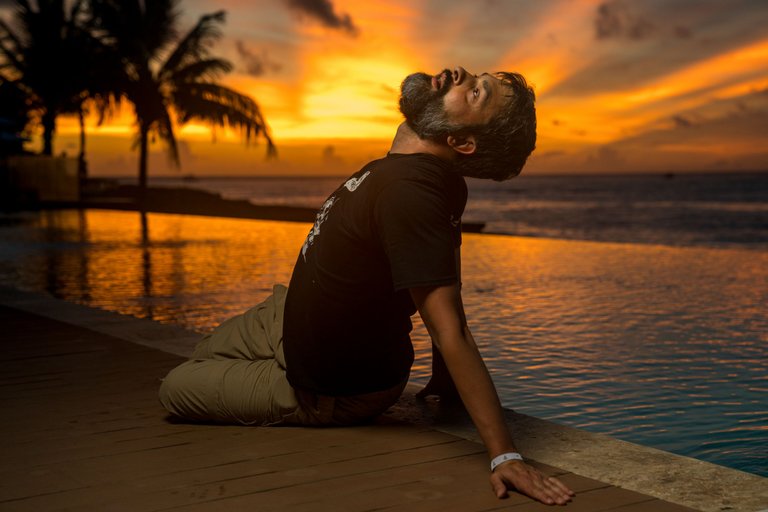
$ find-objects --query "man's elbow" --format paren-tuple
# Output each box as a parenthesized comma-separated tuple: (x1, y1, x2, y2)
(431, 329, 473, 355)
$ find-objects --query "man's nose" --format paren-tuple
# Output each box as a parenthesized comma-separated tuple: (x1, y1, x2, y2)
(452, 67, 467, 85)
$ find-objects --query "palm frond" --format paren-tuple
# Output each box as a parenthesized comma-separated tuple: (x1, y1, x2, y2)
(144, 0, 181, 60)
(0, 20, 24, 73)
(91, 0, 179, 65)
(160, 10, 225, 78)
(0, 17, 24, 53)
(170, 58, 232, 84)
(173, 81, 275, 155)
(91, 93, 121, 126)
(69, 0, 87, 23)
(0, 44, 23, 77)
(16, 0, 32, 15)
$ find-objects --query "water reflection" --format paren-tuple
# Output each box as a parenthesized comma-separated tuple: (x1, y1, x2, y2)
(140, 211, 152, 319)
(0, 209, 766, 476)
(39, 209, 91, 302)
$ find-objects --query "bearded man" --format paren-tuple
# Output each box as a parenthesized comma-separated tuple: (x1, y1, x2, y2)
(159, 66, 574, 506)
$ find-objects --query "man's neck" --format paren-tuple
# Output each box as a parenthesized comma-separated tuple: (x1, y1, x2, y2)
(389, 122, 455, 162)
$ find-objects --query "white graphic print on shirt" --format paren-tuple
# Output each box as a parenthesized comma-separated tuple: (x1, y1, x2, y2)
(301, 170, 371, 261)
(343, 171, 370, 192)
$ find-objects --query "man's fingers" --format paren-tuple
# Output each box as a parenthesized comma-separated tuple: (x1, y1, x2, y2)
(541, 477, 573, 505)
(547, 475, 575, 497)
(528, 471, 572, 503)
(533, 481, 566, 506)
(537, 479, 566, 503)
(489, 474, 508, 498)
(543, 475, 574, 502)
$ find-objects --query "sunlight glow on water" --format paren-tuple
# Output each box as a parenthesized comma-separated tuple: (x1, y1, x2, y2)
(0, 209, 766, 476)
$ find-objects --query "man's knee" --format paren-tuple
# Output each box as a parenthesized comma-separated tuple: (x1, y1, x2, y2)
(158, 360, 219, 421)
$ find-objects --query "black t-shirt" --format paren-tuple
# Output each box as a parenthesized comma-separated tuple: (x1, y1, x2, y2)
(283, 152, 468, 396)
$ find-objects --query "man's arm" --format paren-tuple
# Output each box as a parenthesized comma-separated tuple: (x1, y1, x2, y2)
(415, 340, 459, 400)
(417, 248, 461, 400)
(410, 283, 574, 505)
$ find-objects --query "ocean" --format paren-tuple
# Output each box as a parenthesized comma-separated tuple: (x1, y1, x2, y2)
(135, 171, 768, 250)
(1, 171, 766, 476)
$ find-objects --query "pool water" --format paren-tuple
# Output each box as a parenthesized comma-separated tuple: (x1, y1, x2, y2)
(0, 209, 766, 476)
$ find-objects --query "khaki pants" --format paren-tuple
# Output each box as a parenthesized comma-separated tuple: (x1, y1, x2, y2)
(158, 285, 405, 426)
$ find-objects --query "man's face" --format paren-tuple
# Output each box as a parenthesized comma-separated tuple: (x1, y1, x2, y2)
(399, 67, 508, 140)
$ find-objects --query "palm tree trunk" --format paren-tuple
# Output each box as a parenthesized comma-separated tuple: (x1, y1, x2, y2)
(78, 106, 87, 199)
(138, 122, 149, 211)
(42, 110, 56, 156)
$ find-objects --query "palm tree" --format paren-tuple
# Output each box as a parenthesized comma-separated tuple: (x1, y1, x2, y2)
(0, 0, 94, 158)
(0, 76, 30, 156)
(91, 0, 274, 197)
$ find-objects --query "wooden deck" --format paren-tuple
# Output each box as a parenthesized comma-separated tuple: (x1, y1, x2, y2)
(0, 305, 700, 511)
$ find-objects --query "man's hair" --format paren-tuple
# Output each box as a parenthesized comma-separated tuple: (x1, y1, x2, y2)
(455, 72, 536, 181)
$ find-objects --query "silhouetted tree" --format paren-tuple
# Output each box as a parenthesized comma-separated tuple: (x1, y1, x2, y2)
(0, 76, 30, 156)
(0, 0, 95, 160)
(91, 0, 274, 197)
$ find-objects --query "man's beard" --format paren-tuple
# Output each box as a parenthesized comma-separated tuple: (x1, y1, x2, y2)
(399, 69, 457, 140)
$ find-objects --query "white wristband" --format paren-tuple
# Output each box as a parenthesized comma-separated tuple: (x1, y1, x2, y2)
(490, 452, 523, 472)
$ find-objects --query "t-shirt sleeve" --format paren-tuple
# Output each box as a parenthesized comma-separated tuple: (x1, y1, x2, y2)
(373, 179, 459, 291)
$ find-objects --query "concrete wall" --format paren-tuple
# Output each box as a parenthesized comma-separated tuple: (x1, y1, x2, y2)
(2, 155, 79, 203)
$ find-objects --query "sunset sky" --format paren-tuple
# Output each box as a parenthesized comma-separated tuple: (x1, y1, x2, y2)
(6, 0, 768, 176)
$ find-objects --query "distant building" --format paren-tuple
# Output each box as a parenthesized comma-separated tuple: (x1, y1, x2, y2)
(2, 156, 80, 210)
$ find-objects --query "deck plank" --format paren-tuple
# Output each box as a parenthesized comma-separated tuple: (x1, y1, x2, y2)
(0, 305, 701, 512)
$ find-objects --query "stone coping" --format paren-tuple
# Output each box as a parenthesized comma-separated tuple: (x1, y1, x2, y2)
(1, 286, 766, 512)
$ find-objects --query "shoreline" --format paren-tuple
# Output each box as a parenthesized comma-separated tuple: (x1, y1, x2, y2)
(31, 183, 487, 233)
(2, 284, 766, 512)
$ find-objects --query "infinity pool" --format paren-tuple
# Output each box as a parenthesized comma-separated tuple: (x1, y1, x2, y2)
(1, 209, 765, 476)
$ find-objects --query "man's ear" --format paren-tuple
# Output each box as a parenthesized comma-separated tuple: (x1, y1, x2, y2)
(447, 134, 477, 155)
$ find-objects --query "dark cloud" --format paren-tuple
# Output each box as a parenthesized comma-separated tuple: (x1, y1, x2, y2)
(536, 150, 567, 158)
(673, 25, 692, 39)
(234, 41, 282, 77)
(284, 0, 359, 37)
(549, 1, 768, 98)
(672, 115, 693, 128)
(586, 145, 625, 169)
(595, 0, 655, 40)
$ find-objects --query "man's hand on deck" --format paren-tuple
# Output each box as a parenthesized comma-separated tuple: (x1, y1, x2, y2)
(416, 341, 461, 401)
(415, 375, 460, 401)
(490, 460, 574, 505)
